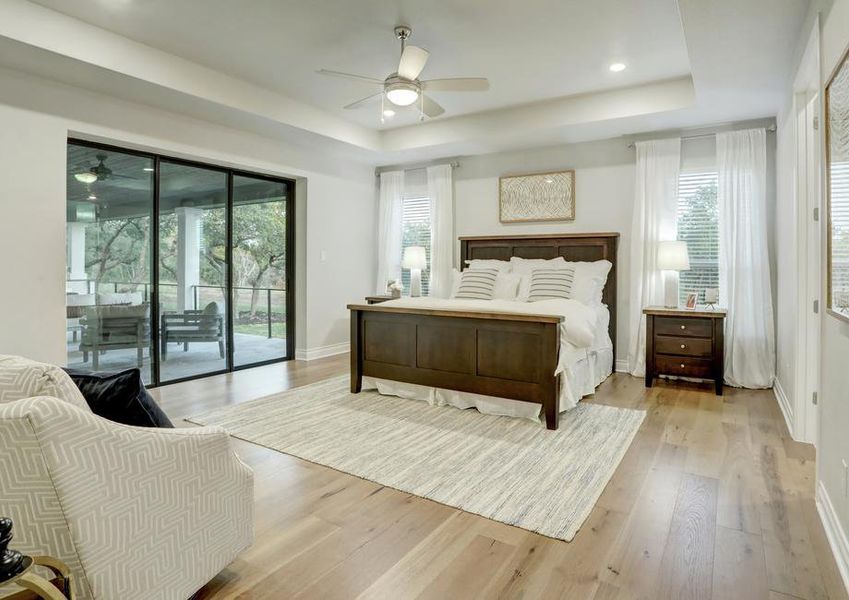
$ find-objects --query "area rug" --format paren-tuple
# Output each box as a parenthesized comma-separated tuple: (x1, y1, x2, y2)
(187, 376, 645, 541)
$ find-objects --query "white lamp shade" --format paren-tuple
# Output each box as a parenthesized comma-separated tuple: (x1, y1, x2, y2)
(657, 240, 690, 271)
(402, 246, 427, 270)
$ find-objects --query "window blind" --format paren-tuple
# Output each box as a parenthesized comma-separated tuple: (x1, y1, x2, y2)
(677, 171, 719, 304)
(831, 161, 849, 315)
(401, 196, 431, 295)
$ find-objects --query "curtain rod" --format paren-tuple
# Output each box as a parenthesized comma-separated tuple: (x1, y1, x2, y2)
(625, 124, 777, 149)
(374, 161, 460, 177)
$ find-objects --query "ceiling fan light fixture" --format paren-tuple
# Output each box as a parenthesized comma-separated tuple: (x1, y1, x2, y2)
(386, 82, 420, 106)
(382, 108, 396, 118)
(74, 172, 98, 184)
(609, 62, 626, 72)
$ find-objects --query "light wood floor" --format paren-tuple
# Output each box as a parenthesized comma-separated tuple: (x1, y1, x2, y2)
(149, 355, 847, 600)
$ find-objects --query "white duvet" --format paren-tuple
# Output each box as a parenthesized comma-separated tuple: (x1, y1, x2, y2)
(377, 296, 599, 379)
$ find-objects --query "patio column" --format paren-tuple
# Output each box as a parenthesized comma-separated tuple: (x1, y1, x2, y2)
(66, 221, 88, 294)
(175, 207, 202, 312)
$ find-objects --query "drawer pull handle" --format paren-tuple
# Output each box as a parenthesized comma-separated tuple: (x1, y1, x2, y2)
(680, 363, 686, 368)
(680, 325, 686, 330)
(680, 344, 686, 349)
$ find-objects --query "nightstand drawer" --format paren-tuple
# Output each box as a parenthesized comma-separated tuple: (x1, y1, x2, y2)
(655, 336, 713, 357)
(654, 316, 712, 338)
(655, 355, 713, 378)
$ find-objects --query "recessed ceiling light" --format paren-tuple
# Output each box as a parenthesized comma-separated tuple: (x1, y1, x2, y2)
(382, 109, 396, 118)
(143, 167, 154, 172)
(609, 62, 626, 73)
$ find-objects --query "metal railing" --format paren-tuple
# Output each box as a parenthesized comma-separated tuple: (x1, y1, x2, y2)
(66, 280, 286, 339)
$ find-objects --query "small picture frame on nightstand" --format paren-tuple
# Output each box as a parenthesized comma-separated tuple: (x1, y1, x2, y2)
(685, 293, 698, 310)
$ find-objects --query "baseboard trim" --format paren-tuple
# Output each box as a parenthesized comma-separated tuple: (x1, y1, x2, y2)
(817, 480, 849, 597)
(615, 359, 629, 373)
(295, 342, 349, 361)
(773, 377, 795, 439)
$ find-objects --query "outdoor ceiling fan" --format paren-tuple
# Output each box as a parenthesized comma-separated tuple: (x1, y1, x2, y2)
(73, 153, 137, 184)
(317, 25, 489, 121)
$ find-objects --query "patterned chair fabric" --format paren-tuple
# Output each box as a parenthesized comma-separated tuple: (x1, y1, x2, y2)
(0, 362, 254, 600)
(0, 354, 89, 411)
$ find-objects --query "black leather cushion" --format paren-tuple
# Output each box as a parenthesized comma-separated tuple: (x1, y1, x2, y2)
(63, 367, 174, 428)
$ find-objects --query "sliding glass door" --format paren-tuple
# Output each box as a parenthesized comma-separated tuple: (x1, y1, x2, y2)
(65, 140, 294, 386)
(158, 161, 229, 382)
(65, 144, 155, 382)
(232, 174, 292, 367)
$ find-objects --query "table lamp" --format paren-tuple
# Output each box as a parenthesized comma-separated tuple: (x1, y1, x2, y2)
(402, 246, 427, 297)
(658, 240, 690, 308)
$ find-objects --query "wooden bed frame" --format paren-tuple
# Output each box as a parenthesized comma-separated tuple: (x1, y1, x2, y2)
(349, 233, 619, 430)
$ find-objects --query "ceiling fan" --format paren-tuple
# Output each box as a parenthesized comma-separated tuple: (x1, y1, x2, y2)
(73, 153, 137, 184)
(318, 26, 489, 120)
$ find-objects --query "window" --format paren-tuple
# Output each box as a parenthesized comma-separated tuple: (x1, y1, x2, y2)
(677, 171, 719, 304)
(401, 196, 431, 295)
(831, 161, 849, 316)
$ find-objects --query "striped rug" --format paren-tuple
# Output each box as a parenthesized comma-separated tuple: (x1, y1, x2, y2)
(187, 376, 645, 541)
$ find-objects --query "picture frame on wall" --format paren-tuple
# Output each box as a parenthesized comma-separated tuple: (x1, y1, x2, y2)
(825, 43, 849, 322)
(498, 170, 575, 223)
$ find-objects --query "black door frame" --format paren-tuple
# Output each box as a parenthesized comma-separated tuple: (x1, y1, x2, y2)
(67, 138, 296, 387)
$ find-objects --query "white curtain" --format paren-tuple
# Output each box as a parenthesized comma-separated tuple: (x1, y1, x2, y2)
(628, 138, 682, 376)
(427, 164, 454, 298)
(717, 128, 775, 388)
(376, 170, 404, 294)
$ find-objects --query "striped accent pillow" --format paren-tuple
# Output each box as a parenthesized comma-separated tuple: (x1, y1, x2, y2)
(455, 268, 499, 300)
(527, 268, 575, 302)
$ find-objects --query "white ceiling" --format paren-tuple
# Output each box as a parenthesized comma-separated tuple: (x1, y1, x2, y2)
(0, 0, 811, 162)
(28, 0, 692, 129)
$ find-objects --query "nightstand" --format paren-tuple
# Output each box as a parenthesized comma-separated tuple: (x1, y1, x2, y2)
(365, 295, 395, 305)
(643, 306, 727, 395)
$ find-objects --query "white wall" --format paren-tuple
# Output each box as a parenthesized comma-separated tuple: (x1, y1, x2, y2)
(0, 66, 376, 365)
(813, 0, 849, 583)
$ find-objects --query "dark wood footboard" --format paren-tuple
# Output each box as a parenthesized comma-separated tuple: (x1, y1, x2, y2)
(348, 304, 562, 429)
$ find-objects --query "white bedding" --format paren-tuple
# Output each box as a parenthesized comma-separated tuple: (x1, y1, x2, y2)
(363, 297, 613, 422)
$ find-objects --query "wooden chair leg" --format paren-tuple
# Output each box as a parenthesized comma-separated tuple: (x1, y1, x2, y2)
(183, 342, 189, 352)
(218, 340, 225, 359)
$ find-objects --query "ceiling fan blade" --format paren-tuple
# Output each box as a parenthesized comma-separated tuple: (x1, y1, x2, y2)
(344, 92, 384, 110)
(421, 95, 445, 118)
(112, 173, 139, 180)
(422, 77, 489, 92)
(317, 69, 384, 85)
(398, 46, 429, 80)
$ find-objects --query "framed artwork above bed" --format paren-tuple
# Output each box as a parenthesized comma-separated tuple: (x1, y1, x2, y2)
(498, 170, 575, 223)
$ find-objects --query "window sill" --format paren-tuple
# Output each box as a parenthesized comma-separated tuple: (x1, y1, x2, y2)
(826, 308, 849, 325)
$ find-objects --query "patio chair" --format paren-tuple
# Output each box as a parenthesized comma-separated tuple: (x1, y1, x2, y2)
(78, 304, 151, 370)
(160, 301, 225, 360)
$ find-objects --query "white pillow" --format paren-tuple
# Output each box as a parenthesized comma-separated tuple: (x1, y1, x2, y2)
(509, 256, 567, 276)
(569, 260, 612, 305)
(465, 259, 512, 272)
(451, 269, 521, 300)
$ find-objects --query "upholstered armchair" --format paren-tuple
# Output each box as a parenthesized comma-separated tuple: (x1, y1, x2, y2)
(0, 355, 254, 600)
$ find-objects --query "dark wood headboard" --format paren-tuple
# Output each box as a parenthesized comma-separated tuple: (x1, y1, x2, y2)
(459, 233, 620, 359)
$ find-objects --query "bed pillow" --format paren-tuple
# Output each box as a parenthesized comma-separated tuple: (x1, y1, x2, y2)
(569, 260, 613, 305)
(454, 268, 499, 300)
(464, 259, 512, 272)
(451, 269, 521, 300)
(509, 256, 567, 276)
(526, 267, 576, 302)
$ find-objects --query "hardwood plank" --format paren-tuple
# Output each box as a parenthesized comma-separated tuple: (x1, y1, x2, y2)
(711, 526, 768, 600)
(656, 473, 719, 600)
(414, 534, 515, 600)
(758, 445, 829, 600)
(716, 422, 765, 535)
